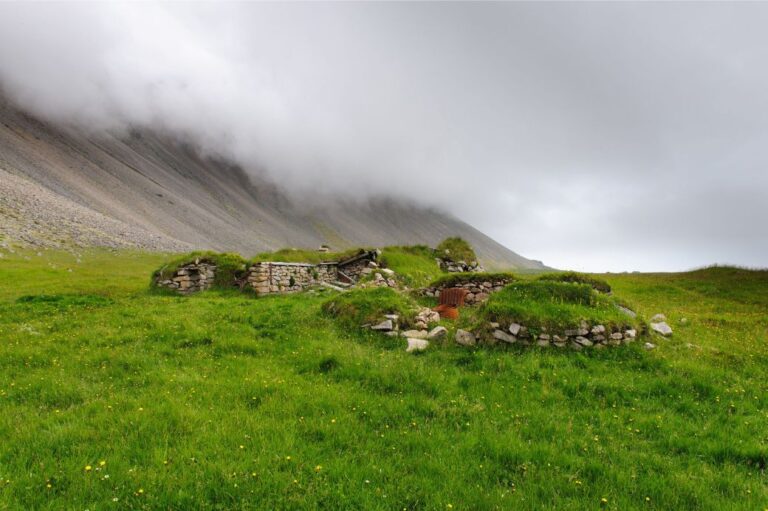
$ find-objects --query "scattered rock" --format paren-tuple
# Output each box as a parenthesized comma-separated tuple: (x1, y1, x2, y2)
(508, 323, 522, 336)
(371, 319, 394, 331)
(401, 329, 429, 339)
(617, 305, 637, 318)
(644, 342, 656, 350)
(455, 329, 476, 346)
(575, 336, 593, 347)
(610, 332, 624, 340)
(650, 322, 673, 336)
(650, 313, 666, 323)
(380, 268, 395, 276)
(591, 325, 606, 335)
(624, 329, 637, 339)
(406, 338, 429, 353)
(492, 329, 517, 344)
(427, 326, 448, 339)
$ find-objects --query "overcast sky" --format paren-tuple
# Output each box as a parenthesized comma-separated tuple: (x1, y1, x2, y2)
(0, 2, 766, 271)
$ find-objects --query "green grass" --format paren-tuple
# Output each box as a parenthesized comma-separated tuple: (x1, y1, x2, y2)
(537, 271, 612, 294)
(480, 281, 640, 333)
(321, 287, 417, 328)
(0, 250, 766, 510)
(436, 237, 477, 263)
(378, 245, 444, 288)
(251, 247, 368, 265)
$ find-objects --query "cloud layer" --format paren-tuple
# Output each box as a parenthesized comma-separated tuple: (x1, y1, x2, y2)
(0, 2, 766, 271)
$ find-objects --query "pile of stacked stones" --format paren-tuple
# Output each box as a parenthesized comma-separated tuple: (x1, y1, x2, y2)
(436, 258, 485, 273)
(246, 262, 336, 294)
(421, 277, 513, 305)
(454, 320, 638, 350)
(368, 308, 446, 353)
(155, 261, 217, 294)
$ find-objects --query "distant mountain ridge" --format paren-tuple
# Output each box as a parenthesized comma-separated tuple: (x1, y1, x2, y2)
(0, 98, 545, 270)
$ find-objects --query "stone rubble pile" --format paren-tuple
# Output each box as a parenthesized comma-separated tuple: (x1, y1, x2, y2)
(156, 261, 217, 294)
(421, 277, 514, 305)
(453, 320, 638, 350)
(436, 258, 485, 273)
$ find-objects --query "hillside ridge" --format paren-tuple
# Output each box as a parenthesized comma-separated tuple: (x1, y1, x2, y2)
(0, 99, 545, 269)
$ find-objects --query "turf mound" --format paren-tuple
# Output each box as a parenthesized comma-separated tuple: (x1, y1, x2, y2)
(480, 281, 638, 333)
(536, 271, 612, 293)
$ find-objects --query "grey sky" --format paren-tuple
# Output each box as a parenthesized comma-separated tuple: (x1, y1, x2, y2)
(0, 2, 766, 271)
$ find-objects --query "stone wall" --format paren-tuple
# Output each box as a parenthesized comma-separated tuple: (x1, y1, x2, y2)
(155, 250, 379, 296)
(421, 277, 514, 305)
(155, 261, 217, 294)
(455, 321, 638, 350)
(246, 262, 338, 294)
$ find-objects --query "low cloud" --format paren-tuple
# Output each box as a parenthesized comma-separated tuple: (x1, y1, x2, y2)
(0, 2, 766, 271)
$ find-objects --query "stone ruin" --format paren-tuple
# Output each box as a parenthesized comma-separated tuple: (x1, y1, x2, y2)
(155, 259, 217, 294)
(155, 250, 380, 296)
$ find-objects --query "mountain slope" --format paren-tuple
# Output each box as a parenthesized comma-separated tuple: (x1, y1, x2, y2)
(0, 99, 545, 269)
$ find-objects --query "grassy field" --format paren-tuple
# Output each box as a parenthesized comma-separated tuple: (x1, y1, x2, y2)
(0, 249, 766, 510)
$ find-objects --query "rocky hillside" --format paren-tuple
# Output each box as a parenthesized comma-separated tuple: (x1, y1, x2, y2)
(0, 98, 545, 270)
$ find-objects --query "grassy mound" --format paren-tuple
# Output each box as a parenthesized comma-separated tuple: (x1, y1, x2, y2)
(537, 271, 612, 293)
(151, 251, 248, 289)
(481, 281, 639, 332)
(377, 245, 444, 288)
(428, 272, 517, 289)
(321, 287, 416, 327)
(251, 247, 368, 264)
(436, 237, 476, 263)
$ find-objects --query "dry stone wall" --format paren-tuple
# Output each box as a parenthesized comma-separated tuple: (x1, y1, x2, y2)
(156, 250, 380, 296)
(455, 320, 638, 350)
(155, 261, 217, 294)
(246, 262, 338, 294)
